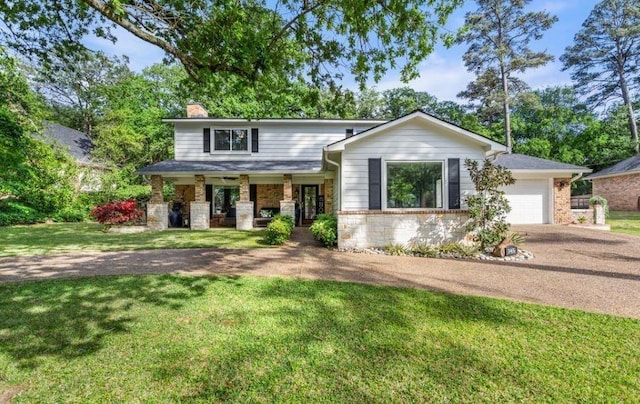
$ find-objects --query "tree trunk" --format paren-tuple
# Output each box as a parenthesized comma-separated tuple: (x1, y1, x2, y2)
(500, 64, 512, 153)
(615, 39, 639, 154)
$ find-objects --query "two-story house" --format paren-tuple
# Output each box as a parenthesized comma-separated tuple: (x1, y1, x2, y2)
(137, 103, 591, 248)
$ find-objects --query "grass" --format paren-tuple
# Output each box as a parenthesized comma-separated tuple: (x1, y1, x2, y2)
(0, 275, 637, 402)
(0, 223, 268, 257)
(608, 210, 640, 236)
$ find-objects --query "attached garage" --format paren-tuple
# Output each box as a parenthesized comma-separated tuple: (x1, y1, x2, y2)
(502, 178, 550, 224)
(494, 154, 592, 225)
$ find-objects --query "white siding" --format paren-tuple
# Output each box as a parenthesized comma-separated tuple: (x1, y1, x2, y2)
(175, 122, 376, 161)
(341, 121, 487, 211)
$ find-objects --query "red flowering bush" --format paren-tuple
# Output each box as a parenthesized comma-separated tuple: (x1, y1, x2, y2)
(90, 200, 143, 226)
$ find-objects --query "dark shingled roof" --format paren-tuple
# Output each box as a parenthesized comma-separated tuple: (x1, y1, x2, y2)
(136, 159, 323, 174)
(586, 154, 640, 179)
(494, 153, 591, 172)
(43, 122, 94, 163)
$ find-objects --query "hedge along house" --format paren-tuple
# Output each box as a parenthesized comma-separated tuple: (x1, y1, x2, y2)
(137, 105, 591, 248)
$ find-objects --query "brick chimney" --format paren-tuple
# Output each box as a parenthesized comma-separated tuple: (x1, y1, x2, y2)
(186, 102, 208, 118)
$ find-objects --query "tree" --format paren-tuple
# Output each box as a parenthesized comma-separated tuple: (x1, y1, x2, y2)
(29, 51, 130, 135)
(561, 0, 640, 153)
(464, 158, 515, 249)
(456, 0, 556, 151)
(0, 0, 464, 89)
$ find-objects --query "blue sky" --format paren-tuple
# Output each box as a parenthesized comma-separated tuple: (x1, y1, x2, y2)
(88, 0, 599, 102)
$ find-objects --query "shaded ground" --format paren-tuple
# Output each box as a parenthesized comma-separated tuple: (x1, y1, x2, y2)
(1, 225, 639, 319)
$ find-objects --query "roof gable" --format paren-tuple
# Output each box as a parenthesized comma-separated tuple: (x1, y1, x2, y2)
(586, 154, 640, 179)
(43, 122, 94, 163)
(325, 110, 507, 152)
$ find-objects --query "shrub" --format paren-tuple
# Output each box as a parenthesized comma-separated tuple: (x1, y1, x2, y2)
(310, 213, 338, 247)
(385, 244, 408, 256)
(589, 195, 609, 216)
(409, 243, 439, 257)
(438, 242, 479, 258)
(90, 200, 143, 227)
(0, 200, 45, 226)
(52, 207, 87, 223)
(264, 214, 294, 245)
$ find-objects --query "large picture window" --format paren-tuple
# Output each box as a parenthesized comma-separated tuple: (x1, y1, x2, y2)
(214, 129, 248, 151)
(386, 162, 443, 209)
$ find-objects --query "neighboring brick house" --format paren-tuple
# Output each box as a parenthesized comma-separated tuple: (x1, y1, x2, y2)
(137, 105, 592, 248)
(587, 155, 640, 211)
(43, 122, 109, 191)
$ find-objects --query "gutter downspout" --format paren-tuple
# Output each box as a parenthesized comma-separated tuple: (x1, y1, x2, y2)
(324, 150, 341, 211)
(570, 173, 583, 183)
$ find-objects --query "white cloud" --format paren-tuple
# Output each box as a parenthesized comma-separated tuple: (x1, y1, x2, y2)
(374, 54, 474, 101)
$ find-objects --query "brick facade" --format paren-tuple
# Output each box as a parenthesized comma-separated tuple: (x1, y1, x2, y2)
(256, 184, 284, 213)
(174, 185, 195, 215)
(150, 175, 164, 203)
(239, 175, 250, 201)
(283, 174, 293, 200)
(553, 178, 572, 224)
(592, 173, 640, 211)
(194, 175, 205, 202)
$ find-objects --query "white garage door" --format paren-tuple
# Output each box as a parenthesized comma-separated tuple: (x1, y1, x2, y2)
(502, 179, 550, 224)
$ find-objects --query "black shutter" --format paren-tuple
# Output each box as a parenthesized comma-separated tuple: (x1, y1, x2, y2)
(251, 128, 259, 153)
(368, 158, 382, 210)
(250, 184, 257, 216)
(448, 158, 460, 209)
(203, 128, 211, 153)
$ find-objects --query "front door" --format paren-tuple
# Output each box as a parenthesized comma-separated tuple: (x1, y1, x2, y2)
(301, 185, 318, 225)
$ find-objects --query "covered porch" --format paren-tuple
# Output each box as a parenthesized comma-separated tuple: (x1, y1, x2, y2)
(145, 171, 334, 231)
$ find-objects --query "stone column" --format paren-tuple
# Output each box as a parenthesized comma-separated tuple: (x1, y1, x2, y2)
(147, 175, 168, 231)
(236, 175, 253, 230)
(324, 178, 334, 213)
(283, 174, 293, 201)
(190, 175, 210, 230)
(239, 175, 250, 201)
(593, 204, 606, 225)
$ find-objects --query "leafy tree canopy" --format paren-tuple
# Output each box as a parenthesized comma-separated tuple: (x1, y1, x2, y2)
(0, 0, 463, 89)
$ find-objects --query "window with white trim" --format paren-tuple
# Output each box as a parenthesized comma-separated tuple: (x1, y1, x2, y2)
(213, 129, 248, 151)
(386, 161, 443, 208)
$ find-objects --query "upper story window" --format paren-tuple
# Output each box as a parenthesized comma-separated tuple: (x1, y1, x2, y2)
(386, 161, 443, 209)
(214, 129, 248, 152)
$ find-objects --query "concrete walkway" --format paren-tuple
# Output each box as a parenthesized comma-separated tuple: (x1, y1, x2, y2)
(1, 225, 639, 319)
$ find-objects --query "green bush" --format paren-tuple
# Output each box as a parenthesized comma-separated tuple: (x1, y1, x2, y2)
(0, 200, 46, 226)
(52, 207, 88, 223)
(385, 244, 408, 256)
(410, 243, 439, 257)
(264, 214, 295, 245)
(310, 213, 338, 247)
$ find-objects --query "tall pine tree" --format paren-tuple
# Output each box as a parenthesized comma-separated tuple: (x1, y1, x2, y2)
(561, 0, 640, 154)
(456, 0, 556, 152)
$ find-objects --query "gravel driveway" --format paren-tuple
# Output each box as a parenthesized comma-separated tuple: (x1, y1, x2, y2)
(1, 225, 639, 319)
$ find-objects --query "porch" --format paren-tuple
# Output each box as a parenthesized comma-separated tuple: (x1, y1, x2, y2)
(146, 173, 334, 231)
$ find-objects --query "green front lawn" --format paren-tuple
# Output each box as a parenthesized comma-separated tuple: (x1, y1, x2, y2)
(608, 210, 640, 236)
(0, 223, 267, 257)
(0, 276, 637, 402)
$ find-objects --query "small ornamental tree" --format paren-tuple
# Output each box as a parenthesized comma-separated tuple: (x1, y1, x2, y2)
(464, 158, 516, 249)
(90, 200, 143, 228)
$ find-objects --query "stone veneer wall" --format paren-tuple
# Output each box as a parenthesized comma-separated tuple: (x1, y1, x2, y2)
(338, 210, 470, 249)
(592, 173, 640, 211)
(147, 203, 168, 231)
(256, 184, 284, 213)
(236, 201, 254, 230)
(553, 178, 572, 224)
(570, 209, 594, 225)
(324, 179, 333, 213)
(190, 202, 210, 230)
